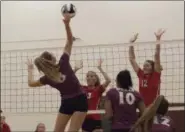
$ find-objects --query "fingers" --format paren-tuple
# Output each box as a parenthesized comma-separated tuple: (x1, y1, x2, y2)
(26, 59, 33, 65)
(155, 28, 166, 35)
(130, 33, 139, 43)
(98, 59, 103, 65)
(135, 33, 139, 38)
(161, 29, 166, 34)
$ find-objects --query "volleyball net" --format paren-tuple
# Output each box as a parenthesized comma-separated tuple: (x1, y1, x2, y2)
(1, 39, 184, 113)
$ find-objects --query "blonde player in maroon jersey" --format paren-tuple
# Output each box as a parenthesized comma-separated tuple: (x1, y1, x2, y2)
(26, 15, 88, 132)
(129, 29, 165, 106)
(74, 59, 111, 132)
(131, 95, 175, 132)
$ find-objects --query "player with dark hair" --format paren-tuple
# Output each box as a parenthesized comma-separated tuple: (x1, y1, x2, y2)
(131, 95, 175, 132)
(26, 15, 88, 132)
(129, 29, 165, 106)
(74, 59, 111, 132)
(104, 70, 145, 132)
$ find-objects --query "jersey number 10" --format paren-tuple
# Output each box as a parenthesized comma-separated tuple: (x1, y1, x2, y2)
(119, 92, 135, 105)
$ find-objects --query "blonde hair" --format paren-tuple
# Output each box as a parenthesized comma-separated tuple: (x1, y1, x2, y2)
(34, 51, 63, 83)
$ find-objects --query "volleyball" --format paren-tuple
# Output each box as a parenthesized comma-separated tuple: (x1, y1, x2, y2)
(61, 3, 76, 18)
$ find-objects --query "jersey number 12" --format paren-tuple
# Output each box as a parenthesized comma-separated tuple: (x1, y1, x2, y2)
(141, 80, 148, 88)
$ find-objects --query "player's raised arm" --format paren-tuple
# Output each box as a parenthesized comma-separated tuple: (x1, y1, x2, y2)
(97, 59, 111, 89)
(26, 59, 44, 87)
(129, 33, 140, 73)
(154, 29, 165, 73)
(63, 15, 73, 56)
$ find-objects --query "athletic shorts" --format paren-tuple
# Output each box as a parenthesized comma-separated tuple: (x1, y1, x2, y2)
(59, 93, 88, 115)
(82, 118, 102, 132)
(111, 129, 130, 132)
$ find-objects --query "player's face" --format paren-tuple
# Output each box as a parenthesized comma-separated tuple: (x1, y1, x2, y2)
(143, 61, 152, 74)
(86, 71, 97, 86)
(37, 123, 45, 132)
(0, 116, 5, 124)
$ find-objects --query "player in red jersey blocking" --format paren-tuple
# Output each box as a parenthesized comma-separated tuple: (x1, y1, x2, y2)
(129, 29, 165, 106)
(74, 59, 111, 132)
(131, 95, 175, 132)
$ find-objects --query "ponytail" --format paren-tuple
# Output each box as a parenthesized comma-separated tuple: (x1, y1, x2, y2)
(34, 57, 63, 83)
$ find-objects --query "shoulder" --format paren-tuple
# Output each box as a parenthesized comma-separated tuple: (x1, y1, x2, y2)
(137, 68, 144, 77)
(60, 52, 69, 61)
(107, 88, 117, 96)
(152, 71, 161, 77)
(108, 88, 117, 93)
(3, 123, 10, 128)
(40, 76, 49, 85)
(132, 90, 143, 101)
(132, 90, 140, 95)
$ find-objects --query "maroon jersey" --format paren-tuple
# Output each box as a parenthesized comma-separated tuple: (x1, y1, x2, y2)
(40, 53, 83, 99)
(82, 85, 104, 120)
(1, 123, 11, 132)
(106, 88, 143, 130)
(152, 115, 175, 132)
(137, 68, 161, 106)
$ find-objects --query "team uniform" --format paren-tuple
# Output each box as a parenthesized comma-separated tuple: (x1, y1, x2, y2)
(106, 88, 143, 132)
(137, 68, 161, 106)
(1, 123, 11, 132)
(82, 85, 104, 132)
(152, 115, 175, 132)
(40, 53, 88, 114)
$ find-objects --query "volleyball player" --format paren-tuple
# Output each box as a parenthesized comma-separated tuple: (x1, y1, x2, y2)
(26, 15, 88, 132)
(1, 115, 11, 132)
(131, 95, 175, 132)
(129, 29, 165, 106)
(104, 70, 145, 132)
(74, 59, 111, 132)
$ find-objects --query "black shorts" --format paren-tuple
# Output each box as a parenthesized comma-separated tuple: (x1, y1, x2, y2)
(59, 94, 88, 115)
(82, 118, 102, 132)
(111, 129, 130, 132)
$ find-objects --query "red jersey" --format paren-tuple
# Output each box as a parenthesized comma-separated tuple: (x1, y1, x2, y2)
(1, 123, 11, 132)
(82, 85, 104, 120)
(137, 68, 161, 106)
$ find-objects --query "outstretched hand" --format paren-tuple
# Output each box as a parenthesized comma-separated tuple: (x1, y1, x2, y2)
(130, 33, 139, 43)
(154, 29, 165, 41)
(26, 59, 34, 70)
(97, 59, 103, 69)
(74, 60, 83, 71)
